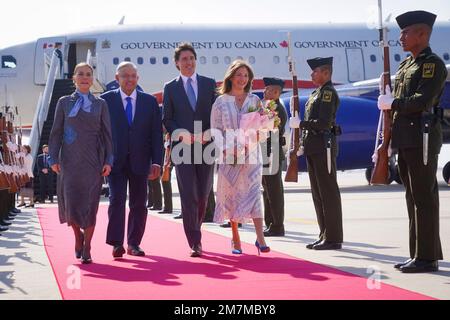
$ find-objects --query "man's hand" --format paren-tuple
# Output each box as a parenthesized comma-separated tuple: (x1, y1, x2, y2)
(377, 85, 394, 110)
(102, 164, 112, 177)
(50, 164, 60, 174)
(289, 111, 301, 129)
(148, 164, 161, 180)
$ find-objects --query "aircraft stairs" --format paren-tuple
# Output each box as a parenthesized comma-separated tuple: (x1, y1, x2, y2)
(32, 79, 75, 199)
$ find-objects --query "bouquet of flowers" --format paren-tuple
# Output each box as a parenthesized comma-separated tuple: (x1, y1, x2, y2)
(240, 100, 280, 131)
(234, 100, 280, 156)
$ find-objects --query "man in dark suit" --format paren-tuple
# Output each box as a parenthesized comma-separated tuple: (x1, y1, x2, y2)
(54, 42, 64, 79)
(261, 77, 288, 237)
(163, 43, 216, 257)
(101, 62, 163, 258)
(37, 144, 54, 203)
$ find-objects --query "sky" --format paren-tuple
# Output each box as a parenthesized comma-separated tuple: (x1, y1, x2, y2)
(1, 0, 449, 49)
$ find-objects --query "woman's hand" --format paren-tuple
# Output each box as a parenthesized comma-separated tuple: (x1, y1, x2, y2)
(102, 164, 112, 177)
(51, 164, 61, 174)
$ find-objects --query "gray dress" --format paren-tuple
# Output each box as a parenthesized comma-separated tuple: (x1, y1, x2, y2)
(48, 92, 113, 228)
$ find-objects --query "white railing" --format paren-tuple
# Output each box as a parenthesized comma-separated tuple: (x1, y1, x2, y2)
(28, 51, 59, 165)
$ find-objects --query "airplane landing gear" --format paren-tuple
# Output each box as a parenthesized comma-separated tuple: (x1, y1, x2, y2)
(443, 162, 450, 185)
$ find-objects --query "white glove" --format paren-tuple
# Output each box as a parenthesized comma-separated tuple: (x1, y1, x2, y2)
(371, 152, 378, 164)
(377, 85, 394, 110)
(289, 111, 300, 129)
(378, 73, 384, 93)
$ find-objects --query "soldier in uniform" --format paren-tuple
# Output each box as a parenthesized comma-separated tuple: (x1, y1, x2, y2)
(378, 11, 446, 273)
(289, 57, 343, 250)
(261, 77, 288, 237)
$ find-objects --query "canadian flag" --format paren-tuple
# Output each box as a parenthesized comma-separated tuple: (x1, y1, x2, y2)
(279, 40, 289, 48)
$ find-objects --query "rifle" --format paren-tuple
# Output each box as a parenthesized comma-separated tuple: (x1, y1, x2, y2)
(161, 133, 171, 182)
(0, 113, 11, 191)
(285, 32, 301, 182)
(1, 113, 19, 193)
(370, 0, 392, 185)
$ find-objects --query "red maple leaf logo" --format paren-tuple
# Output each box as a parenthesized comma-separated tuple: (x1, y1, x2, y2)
(280, 41, 289, 48)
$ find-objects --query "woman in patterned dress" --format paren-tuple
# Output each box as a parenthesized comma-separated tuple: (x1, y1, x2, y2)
(48, 62, 113, 264)
(211, 60, 270, 255)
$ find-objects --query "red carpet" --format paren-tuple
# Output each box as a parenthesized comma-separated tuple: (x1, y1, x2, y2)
(38, 206, 433, 300)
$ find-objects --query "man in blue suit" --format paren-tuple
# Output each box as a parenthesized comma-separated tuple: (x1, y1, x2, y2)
(163, 43, 216, 257)
(101, 62, 163, 258)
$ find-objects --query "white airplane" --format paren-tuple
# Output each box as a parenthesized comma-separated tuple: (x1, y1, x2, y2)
(1, 22, 449, 127)
(0, 22, 449, 182)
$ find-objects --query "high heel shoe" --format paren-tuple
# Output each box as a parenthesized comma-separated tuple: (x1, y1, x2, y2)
(255, 240, 270, 256)
(81, 245, 92, 264)
(231, 240, 242, 254)
(75, 233, 84, 259)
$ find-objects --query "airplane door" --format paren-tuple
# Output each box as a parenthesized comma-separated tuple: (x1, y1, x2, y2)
(345, 48, 366, 82)
(34, 36, 66, 85)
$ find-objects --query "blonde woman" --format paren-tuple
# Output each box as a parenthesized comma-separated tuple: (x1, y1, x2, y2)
(211, 60, 270, 255)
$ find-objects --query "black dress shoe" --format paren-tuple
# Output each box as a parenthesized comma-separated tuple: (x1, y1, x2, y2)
(394, 258, 413, 269)
(11, 208, 21, 213)
(174, 214, 183, 219)
(150, 206, 162, 211)
(112, 245, 126, 258)
(400, 259, 438, 273)
(190, 244, 202, 257)
(127, 245, 145, 256)
(312, 240, 342, 250)
(306, 239, 323, 249)
(263, 229, 285, 237)
(158, 209, 173, 214)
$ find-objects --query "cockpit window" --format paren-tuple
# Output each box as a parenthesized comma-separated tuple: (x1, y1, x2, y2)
(2, 55, 17, 69)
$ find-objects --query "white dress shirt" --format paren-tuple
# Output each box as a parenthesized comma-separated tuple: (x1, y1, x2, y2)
(180, 73, 198, 100)
(119, 88, 137, 120)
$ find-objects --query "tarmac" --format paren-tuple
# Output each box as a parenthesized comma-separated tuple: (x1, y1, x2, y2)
(1, 146, 449, 300)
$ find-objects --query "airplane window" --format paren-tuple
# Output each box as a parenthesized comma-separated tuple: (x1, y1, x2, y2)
(273, 56, 280, 64)
(444, 53, 449, 61)
(137, 57, 144, 65)
(1, 55, 17, 69)
(200, 56, 207, 64)
(150, 57, 156, 65)
(394, 54, 401, 62)
(163, 57, 169, 65)
(124, 57, 131, 62)
(212, 56, 219, 64)
(249, 56, 256, 64)
(224, 56, 231, 64)
(113, 58, 119, 65)
(370, 55, 377, 62)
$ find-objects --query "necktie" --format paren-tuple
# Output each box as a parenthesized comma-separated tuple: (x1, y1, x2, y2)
(186, 78, 197, 111)
(125, 97, 133, 126)
(44, 155, 47, 168)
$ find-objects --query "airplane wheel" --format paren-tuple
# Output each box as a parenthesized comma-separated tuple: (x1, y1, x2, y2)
(365, 167, 372, 184)
(443, 162, 450, 184)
